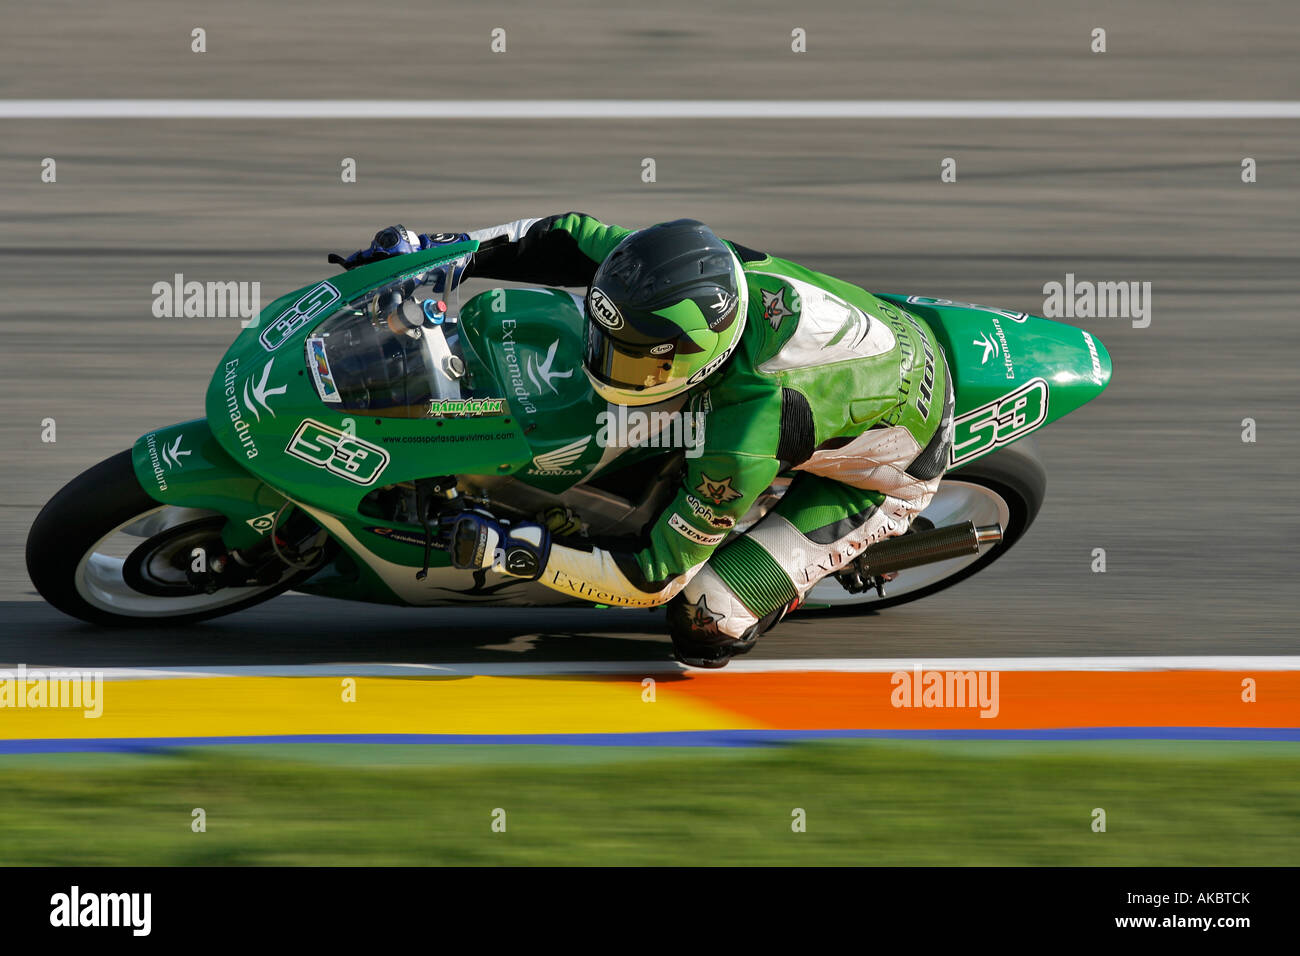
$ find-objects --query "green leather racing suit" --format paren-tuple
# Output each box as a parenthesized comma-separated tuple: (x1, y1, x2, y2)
(464, 213, 954, 641)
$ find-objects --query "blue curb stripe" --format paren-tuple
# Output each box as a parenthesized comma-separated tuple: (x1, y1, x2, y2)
(1, 727, 1298, 753)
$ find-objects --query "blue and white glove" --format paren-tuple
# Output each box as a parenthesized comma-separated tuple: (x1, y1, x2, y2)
(446, 510, 550, 580)
(329, 226, 471, 290)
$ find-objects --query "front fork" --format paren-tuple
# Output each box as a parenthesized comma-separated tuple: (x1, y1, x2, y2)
(185, 506, 330, 593)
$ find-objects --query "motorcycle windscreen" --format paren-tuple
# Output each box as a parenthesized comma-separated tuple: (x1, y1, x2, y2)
(307, 281, 480, 419)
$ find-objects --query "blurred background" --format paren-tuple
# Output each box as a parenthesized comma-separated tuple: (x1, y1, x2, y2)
(0, 0, 1296, 865)
(3, 0, 1297, 658)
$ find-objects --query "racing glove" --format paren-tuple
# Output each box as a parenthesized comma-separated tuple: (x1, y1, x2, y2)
(329, 226, 471, 291)
(446, 511, 551, 580)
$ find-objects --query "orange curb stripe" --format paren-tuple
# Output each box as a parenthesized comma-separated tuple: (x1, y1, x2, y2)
(668, 671, 1300, 730)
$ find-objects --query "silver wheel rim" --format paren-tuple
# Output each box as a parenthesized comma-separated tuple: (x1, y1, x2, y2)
(807, 480, 1012, 607)
(72, 505, 297, 618)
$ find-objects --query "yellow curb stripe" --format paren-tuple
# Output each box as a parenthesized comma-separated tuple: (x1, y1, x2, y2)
(0, 676, 764, 740)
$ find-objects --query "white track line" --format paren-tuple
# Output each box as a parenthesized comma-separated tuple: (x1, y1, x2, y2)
(2, 100, 1299, 120)
(4, 657, 1298, 680)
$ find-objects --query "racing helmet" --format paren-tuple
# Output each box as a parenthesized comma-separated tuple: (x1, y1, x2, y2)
(582, 219, 748, 406)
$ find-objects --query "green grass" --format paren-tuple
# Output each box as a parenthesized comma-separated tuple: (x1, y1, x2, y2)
(0, 740, 1297, 865)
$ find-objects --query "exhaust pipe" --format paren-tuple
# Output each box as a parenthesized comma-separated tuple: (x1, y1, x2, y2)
(853, 521, 1002, 578)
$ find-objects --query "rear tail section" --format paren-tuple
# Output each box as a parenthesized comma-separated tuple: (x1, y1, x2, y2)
(881, 295, 1111, 469)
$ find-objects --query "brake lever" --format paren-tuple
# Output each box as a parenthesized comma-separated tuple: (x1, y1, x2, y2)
(414, 477, 458, 581)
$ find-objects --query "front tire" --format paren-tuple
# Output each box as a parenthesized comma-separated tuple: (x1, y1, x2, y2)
(26, 450, 321, 626)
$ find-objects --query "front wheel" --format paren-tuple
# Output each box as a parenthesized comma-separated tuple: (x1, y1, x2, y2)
(26, 450, 325, 626)
(805, 437, 1048, 611)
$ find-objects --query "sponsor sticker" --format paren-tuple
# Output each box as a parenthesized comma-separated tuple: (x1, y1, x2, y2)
(708, 290, 735, 323)
(242, 359, 287, 420)
(364, 525, 429, 547)
(1081, 330, 1104, 386)
(499, 319, 537, 416)
(685, 343, 736, 386)
(669, 513, 726, 547)
(426, 397, 507, 418)
(525, 339, 575, 395)
(306, 336, 342, 403)
(142, 431, 188, 492)
(761, 286, 795, 329)
(695, 473, 742, 504)
(246, 512, 277, 534)
(221, 360, 259, 459)
(503, 547, 539, 577)
(972, 318, 1015, 380)
(546, 569, 661, 607)
(527, 435, 592, 476)
(685, 494, 736, 529)
(685, 593, 725, 638)
(903, 311, 937, 420)
(160, 435, 189, 470)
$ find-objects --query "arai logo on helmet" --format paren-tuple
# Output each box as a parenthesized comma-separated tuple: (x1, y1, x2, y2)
(588, 287, 624, 330)
(686, 343, 736, 386)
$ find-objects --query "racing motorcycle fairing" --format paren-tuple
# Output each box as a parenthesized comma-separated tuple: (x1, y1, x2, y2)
(129, 256, 1112, 608)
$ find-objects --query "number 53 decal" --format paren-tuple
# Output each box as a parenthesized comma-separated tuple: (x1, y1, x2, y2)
(285, 419, 390, 486)
(260, 282, 340, 351)
(949, 378, 1049, 467)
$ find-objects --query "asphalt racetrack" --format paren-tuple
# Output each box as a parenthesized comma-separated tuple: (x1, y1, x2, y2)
(2, 0, 1297, 668)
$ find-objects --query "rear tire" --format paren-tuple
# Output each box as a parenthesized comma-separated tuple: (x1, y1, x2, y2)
(26, 450, 322, 626)
(807, 437, 1047, 613)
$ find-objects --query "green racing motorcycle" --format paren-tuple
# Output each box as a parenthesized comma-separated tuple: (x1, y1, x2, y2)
(26, 241, 1111, 625)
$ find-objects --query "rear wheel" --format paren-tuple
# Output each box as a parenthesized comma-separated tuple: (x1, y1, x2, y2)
(26, 450, 326, 626)
(805, 438, 1047, 611)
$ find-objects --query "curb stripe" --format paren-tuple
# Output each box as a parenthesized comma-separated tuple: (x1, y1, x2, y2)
(2, 727, 1298, 754)
(3, 100, 1300, 120)
(6, 656, 1300, 680)
(2, 670, 1294, 749)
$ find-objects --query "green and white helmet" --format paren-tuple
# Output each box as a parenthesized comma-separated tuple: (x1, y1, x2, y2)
(583, 219, 748, 406)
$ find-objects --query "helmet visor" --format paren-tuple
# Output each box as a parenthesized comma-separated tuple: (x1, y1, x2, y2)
(584, 324, 683, 394)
